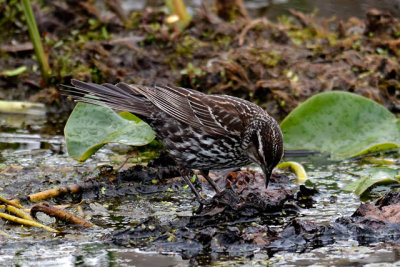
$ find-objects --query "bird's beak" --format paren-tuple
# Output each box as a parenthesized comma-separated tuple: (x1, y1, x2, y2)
(262, 165, 272, 188)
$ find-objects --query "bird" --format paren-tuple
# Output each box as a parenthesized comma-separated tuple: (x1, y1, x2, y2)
(66, 79, 284, 209)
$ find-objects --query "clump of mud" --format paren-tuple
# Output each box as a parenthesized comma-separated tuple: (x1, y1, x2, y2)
(109, 157, 317, 262)
(267, 191, 400, 255)
(110, 163, 400, 263)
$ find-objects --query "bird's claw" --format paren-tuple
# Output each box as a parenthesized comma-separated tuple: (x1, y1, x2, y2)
(194, 198, 213, 214)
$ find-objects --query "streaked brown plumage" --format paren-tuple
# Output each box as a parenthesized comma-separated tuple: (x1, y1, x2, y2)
(67, 79, 284, 207)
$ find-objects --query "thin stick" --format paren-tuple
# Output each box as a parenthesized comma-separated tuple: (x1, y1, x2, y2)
(6, 205, 35, 222)
(29, 184, 82, 202)
(31, 203, 93, 228)
(0, 195, 24, 209)
(0, 212, 58, 233)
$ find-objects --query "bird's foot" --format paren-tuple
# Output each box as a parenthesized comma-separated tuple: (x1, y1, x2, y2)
(194, 198, 213, 214)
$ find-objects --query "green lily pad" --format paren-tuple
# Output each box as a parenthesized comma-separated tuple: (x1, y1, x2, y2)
(343, 167, 400, 196)
(64, 103, 155, 162)
(118, 111, 142, 122)
(280, 91, 400, 159)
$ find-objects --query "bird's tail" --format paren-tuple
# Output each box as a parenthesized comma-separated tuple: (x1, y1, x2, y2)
(63, 79, 152, 116)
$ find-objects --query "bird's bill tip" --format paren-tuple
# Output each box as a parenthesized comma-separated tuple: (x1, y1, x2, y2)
(262, 166, 272, 188)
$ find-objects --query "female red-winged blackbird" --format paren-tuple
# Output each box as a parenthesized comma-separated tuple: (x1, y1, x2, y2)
(67, 80, 283, 207)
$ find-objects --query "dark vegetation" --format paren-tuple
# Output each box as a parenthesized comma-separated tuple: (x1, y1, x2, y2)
(1, 1, 399, 128)
(112, 174, 400, 263)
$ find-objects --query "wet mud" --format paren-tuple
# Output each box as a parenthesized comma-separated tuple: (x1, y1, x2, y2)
(110, 161, 400, 262)
(1, 139, 399, 264)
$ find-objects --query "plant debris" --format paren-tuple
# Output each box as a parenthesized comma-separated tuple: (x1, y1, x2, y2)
(111, 186, 400, 261)
(30, 202, 93, 228)
(1, 2, 399, 127)
(109, 160, 315, 262)
(267, 191, 400, 256)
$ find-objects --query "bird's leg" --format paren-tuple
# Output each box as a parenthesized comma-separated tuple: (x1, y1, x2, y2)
(181, 174, 203, 204)
(180, 169, 214, 213)
(200, 170, 221, 194)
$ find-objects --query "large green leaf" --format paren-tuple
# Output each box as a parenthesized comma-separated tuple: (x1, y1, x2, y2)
(280, 91, 400, 159)
(64, 103, 155, 162)
(343, 167, 400, 196)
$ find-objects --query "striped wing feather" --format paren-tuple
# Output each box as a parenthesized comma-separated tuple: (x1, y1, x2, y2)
(70, 80, 153, 116)
(70, 80, 264, 136)
(130, 84, 263, 136)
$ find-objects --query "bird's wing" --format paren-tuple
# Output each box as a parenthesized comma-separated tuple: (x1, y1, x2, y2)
(68, 80, 153, 116)
(130, 84, 263, 135)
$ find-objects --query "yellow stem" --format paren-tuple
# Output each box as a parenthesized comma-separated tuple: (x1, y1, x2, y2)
(276, 161, 308, 182)
(0, 212, 58, 233)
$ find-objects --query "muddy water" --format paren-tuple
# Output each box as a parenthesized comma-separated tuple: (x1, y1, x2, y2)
(1, 111, 400, 266)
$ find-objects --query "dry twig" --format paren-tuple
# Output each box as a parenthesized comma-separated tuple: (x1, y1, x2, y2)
(31, 203, 93, 228)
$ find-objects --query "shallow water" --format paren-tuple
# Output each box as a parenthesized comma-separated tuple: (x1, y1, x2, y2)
(1, 111, 399, 266)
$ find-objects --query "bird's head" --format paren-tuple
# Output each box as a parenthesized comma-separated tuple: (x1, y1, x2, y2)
(243, 117, 284, 188)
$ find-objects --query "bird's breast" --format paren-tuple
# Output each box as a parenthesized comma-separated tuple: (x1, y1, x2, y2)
(150, 115, 252, 170)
